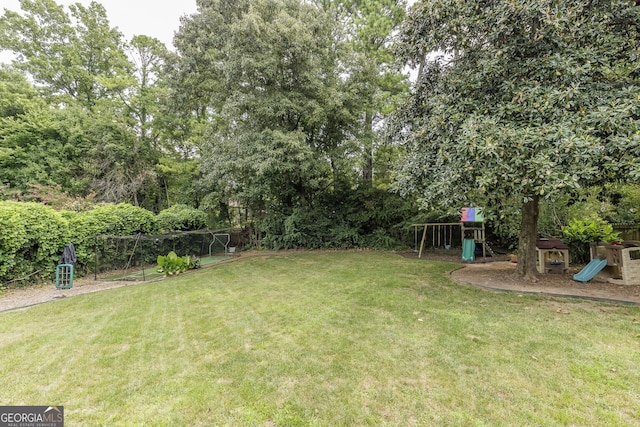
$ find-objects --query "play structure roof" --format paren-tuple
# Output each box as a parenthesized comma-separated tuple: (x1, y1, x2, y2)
(536, 238, 569, 250)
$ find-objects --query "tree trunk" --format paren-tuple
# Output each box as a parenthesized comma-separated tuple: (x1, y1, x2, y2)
(362, 111, 374, 186)
(516, 195, 539, 280)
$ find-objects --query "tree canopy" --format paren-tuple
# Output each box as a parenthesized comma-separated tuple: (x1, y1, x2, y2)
(0, 0, 166, 208)
(2, 0, 640, 257)
(393, 0, 640, 277)
(0, 0, 413, 248)
(0, 0, 131, 107)
(173, 0, 409, 217)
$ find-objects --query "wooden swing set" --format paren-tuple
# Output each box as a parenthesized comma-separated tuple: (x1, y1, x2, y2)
(412, 223, 459, 258)
(412, 208, 490, 259)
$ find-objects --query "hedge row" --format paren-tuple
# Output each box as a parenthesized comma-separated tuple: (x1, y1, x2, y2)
(0, 202, 207, 286)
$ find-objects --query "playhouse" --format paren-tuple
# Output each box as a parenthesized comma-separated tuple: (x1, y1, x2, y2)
(586, 241, 640, 285)
(535, 238, 570, 274)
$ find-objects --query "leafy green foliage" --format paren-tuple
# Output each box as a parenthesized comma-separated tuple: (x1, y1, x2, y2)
(156, 251, 199, 276)
(187, 0, 343, 210)
(174, 0, 408, 216)
(0, 0, 131, 107)
(0, 92, 90, 194)
(0, 65, 39, 118)
(0, 2, 168, 209)
(67, 203, 157, 270)
(156, 204, 208, 232)
(0, 201, 68, 285)
(0, 201, 162, 284)
(1, 0, 413, 248)
(562, 218, 620, 264)
(260, 187, 415, 249)
(156, 158, 202, 210)
(606, 184, 640, 224)
(321, 0, 409, 185)
(393, 0, 640, 275)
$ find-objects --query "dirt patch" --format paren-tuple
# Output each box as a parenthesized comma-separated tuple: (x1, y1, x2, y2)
(402, 250, 640, 305)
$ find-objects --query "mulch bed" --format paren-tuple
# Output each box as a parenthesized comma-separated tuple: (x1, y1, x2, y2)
(400, 249, 640, 305)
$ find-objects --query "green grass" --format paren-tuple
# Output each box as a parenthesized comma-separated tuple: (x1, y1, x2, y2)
(1, 252, 639, 426)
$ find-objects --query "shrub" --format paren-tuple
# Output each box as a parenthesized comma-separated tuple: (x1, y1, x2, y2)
(259, 187, 417, 250)
(156, 204, 208, 232)
(0, 201, 69, 285)
(156, 251, 199, 276)
(0, 183, 97, 211)
(562, 217, 620, 264)
(364, 228, 401, 250)
(67, 203, 157, 271)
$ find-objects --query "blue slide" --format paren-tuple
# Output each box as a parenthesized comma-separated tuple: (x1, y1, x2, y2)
(573, 258, 608, 283)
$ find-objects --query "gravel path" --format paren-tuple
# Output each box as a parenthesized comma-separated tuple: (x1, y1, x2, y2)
(0, 279, 142, 313)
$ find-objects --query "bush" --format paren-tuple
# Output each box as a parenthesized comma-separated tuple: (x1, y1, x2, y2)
(261, 207, 331, 249)
(156, 251, 199, 276)
(0, 183, 97, 211)
(67, 203, 157, 271)
(0, 201, 69, 285)
(156, 204, 208, 232)
(259, 188, 416, 250)
(562, 217, 620, 264)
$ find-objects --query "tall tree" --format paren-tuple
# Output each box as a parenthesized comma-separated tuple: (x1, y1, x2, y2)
(0, 0, 131, 108)
(175, 0, 344, 211)
(393, 1, 640, 278)
(344, 0, 407, 185)
(318, 0, 408, 186)
(126, 35, 167, 148)
(0, 1, 165, 207)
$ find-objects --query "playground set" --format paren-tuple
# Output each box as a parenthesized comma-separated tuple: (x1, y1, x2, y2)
(572, 241, 640, 285)
(412, 207, 494, 261)
(412, 208, 639, 285)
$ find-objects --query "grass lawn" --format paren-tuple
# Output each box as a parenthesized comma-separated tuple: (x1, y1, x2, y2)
(1, 252, 639, 426)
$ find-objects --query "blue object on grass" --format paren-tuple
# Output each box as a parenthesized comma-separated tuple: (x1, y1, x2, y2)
(572, 258, 608, 283)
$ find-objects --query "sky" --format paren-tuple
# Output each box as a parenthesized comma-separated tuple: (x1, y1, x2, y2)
(1, 0, 418, 65)
(0, 0, 198, 63)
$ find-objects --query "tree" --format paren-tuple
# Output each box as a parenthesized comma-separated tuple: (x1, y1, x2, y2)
(0, 66, 91, 193)
(340, 0, 408, 185)
(175, 0, 344, 212)
(314, 0, 408, 186)
(126, 35, 168, 149)
(0, 1, 166, 208)
(393, 1, 640, 278)
(0, 0, 131, 108)
(0, 65, 38, 118)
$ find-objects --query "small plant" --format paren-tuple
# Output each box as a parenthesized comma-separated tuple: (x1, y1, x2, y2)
(156, 251, 199, 276)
